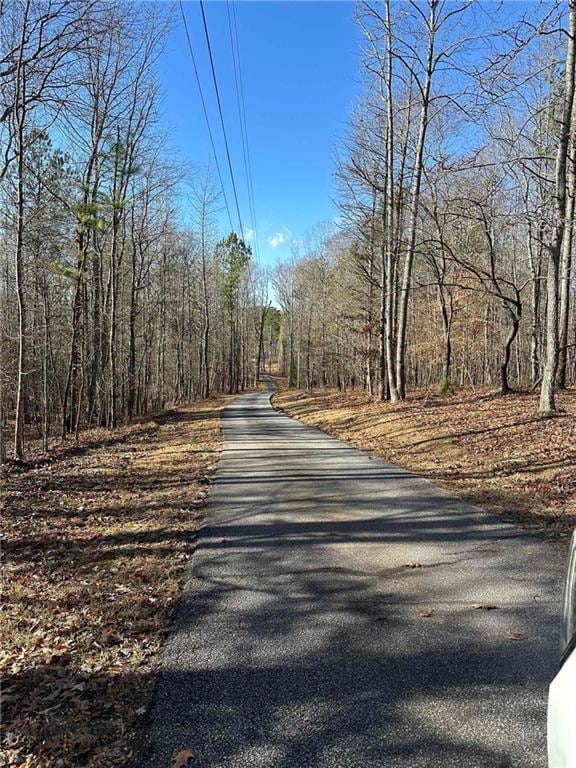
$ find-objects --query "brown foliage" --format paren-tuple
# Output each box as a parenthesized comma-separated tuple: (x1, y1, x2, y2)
(275, 385, 576, 537)
(1, 398, 229, 767)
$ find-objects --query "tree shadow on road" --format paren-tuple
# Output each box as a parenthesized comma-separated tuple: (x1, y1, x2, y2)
(136, 471, 561, 767)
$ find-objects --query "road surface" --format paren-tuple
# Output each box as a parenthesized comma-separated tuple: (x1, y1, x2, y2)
(141, 378, 564, 767)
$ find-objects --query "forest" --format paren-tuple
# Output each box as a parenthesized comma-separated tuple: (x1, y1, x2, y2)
(2, 3, 575, 767)
(1, 0, 575, 462)
(0, 0, 274, 462)
(276, 1, 575, 412)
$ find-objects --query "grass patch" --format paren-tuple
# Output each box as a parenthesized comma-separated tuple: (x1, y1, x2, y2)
(1, 397, 230, 768)
(274, 385, 576, 539)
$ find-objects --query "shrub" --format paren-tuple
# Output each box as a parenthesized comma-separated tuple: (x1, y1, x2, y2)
(438, 376, 455, 396)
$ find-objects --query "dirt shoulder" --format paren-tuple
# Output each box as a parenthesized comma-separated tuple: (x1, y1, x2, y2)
(273, 384, 576, 539)
(1, 397, 230, 768)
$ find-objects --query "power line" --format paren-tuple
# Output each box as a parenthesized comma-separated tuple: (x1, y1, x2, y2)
(226, 1, 252, 244)
(226, 0, 260, 261)
(178, 0, 234, 233)
(198, 0, 245, 241)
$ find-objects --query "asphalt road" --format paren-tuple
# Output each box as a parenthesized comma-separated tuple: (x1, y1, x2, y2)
(141, 378, 564, 768)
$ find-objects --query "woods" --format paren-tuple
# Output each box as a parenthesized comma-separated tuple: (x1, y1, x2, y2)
(0, 0, 269, 462)
(276, 0, 576, 410)
(1, 0, 575, 464)
(1, 3, 575, 767)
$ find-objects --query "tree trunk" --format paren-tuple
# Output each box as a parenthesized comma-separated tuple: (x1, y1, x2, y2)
(540, 0, 576, 414)
(383, 0, 399, 401)
(500, 310, 521, 395)
(557, 87, 576, 389)
(439, 292, 452, 381)
(13, 101, 26, 459)
(528, 223, 542, 386)
(256, 304, 268, 382)
(12, 17, 29, 459)
(395, 0, 436, 399)
(42, 290, 50, 452)
(201, 249, 211, 398)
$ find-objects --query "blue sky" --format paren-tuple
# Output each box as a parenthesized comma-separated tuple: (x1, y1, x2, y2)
(157, 1, 362, 266)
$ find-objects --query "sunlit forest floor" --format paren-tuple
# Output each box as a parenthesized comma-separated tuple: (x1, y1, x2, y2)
(1, 397, 230, 768)
(274, 383, 576, 540)
(2, 384, 574, 767)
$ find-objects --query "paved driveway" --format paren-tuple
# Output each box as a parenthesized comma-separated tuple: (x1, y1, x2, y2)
(141, 379, 563, 767)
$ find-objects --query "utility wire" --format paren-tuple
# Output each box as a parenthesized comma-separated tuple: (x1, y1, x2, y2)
(199, 0, 245, 242)
(226, 1, 258, 257)
(227, 0, 260, 261)
(178, 0, 234, 233)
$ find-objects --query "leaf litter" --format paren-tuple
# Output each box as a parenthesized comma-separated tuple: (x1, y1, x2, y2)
(1, 398, 229, 768)
(275, 385, 576, 538)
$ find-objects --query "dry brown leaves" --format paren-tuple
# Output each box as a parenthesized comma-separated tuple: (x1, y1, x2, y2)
(275, 385, 576, 538)
(1, 398, 229, 768)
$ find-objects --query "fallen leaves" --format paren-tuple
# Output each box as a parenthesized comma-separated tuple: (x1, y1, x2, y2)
(275, 386, 576, 536)
(405, 561, 422, 569)
(471, 603, 499, 610)
(173, 748, 195, 767)
(418, 608, 435, 618)
(1, 398, 229, 768)
(506, 631, 525, 641)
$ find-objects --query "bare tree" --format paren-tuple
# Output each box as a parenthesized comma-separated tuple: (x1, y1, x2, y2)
(539, 0, 575, 414)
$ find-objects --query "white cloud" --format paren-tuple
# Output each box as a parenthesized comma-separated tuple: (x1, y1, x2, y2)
(245, 229, 255, 241)
(267, 232, 286, 248)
